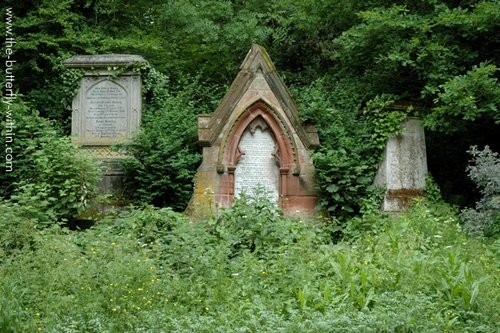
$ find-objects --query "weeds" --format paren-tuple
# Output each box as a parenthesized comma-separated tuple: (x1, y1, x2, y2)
(0, 199, 498, 332)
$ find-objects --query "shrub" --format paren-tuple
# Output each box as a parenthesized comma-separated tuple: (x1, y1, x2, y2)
(1, 100, 40, 199)
(0, 201, 40, 258)
(294, 79, 408, 220)
(97, 205, 190, 249)
(461, 146, 500, 237)
(429, 63, 500, 133)
(120, 68, 204, 211)
(1, 99, 100, 225)
(214, 192, 327, 257)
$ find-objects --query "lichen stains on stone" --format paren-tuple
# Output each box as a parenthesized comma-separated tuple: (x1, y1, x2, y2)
(386, 189, 425, 199)
(386, 189, 425, 209)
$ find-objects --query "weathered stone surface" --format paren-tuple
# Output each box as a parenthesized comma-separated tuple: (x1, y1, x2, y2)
(99, 159, 126, 194)
(64, 54, 145, 68)
(374, 118, 428, 211)
(65, 54, 146, 194)
(70, 73, 142, 146)
(234, 127, 280, 203)
(187, 44, 319, 217)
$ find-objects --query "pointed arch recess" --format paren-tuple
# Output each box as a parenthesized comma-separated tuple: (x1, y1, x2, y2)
(223, 100, 296, 170)
(219, 100, 298, 201)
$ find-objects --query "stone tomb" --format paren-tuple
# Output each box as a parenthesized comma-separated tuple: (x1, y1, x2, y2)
(374, 118, 428, 211)
(188, 44, 319, 217)
(64, 54, 146, 192)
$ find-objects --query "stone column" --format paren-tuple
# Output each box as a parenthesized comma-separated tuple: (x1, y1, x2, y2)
(374, 118, 428, 211)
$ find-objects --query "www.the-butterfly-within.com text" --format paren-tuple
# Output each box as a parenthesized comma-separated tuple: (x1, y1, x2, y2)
(3, 7, 16, 173)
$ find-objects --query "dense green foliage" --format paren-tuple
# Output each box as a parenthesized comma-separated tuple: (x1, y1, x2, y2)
(0, 1, 498, 330)
(295, 82, 407, 217)
(119, 67, 207, 210)
(2, 0, 499, 213)
(1, 198, 498, 332)
(0, 100, 100, 224)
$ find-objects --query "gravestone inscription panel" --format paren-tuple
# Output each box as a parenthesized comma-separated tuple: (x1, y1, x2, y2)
(85, 80, 128, 139)
(234, 127, 279, 203)
(72, 75, 140, 146)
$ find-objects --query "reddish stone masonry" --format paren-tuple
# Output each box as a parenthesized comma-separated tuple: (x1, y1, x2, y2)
(187, 44, 319, 217)
(219, 101, 296, 205)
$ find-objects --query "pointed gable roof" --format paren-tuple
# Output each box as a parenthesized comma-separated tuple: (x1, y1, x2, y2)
(198, 44, 319, 149)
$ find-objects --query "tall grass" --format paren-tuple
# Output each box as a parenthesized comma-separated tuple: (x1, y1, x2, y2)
(0, 199, 498, 332)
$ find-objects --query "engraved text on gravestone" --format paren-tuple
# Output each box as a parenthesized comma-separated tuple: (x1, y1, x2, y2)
(85, 80, 128, 138)
(234, 127, 279, 203)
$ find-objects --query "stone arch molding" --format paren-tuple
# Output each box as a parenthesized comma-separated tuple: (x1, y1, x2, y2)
(86, 78, 128, 94)
(219, 100, 298, 176)
(188, 44, 319, 217)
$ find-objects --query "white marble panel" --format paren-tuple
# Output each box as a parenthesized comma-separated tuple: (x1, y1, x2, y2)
(84, 80, 128, 138)
(234, 127, 279, 203)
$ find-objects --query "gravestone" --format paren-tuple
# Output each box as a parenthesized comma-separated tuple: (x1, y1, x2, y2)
(187, 44, 319, 217)
(374, 118, 428, 211)
(64, 54, 146, 193)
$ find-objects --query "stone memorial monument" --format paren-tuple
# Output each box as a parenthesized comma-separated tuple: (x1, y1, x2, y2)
(374, 118, 428, 211)
(188, 44, 319, 217)
(64, 54, 146, 193)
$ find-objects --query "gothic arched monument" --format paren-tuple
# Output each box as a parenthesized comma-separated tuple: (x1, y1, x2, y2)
(187, 44, 319, 217)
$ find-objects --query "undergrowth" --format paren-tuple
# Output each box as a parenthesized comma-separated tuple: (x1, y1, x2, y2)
(0, 198, 498, 332)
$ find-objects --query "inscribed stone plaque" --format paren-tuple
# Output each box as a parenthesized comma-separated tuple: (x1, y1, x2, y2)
(71, 75, 141, 146)
(85, 80, 128, 138)
(234, 127, 279, 203)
